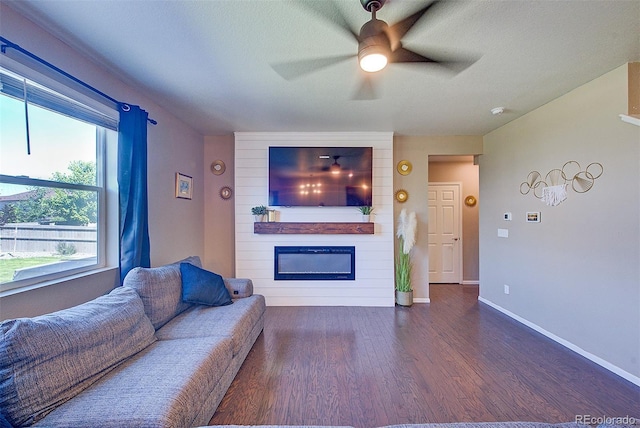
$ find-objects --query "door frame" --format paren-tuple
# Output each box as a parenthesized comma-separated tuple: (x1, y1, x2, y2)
(428, 181, 463, 284)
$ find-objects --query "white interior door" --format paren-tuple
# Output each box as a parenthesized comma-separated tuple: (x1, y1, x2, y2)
(428, 183, 462, 283)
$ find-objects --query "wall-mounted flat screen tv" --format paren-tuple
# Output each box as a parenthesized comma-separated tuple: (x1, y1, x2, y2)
(269, 146, 373, 207)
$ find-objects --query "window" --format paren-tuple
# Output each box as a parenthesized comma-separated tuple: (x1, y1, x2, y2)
(0, 67, 117, 291)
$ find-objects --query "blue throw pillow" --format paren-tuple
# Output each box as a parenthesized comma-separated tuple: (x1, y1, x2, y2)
(180, 263, 232, 307)
(0, 411, 13, 428)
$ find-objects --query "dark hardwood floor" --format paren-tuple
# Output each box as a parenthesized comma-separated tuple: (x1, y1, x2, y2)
(209, 284, 639, 427)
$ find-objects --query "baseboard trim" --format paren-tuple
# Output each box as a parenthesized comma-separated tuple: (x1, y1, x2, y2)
(413, 297, 431, 303)
(478, 296, 640, 387)
(462, 280, 479, 285)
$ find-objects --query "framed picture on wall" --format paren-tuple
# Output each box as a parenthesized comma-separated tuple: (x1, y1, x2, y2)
(526, 212, 540, 223)
(175, 172, 193, 200)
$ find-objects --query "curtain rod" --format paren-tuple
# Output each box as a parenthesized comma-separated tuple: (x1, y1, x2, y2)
(0, 36, 157, 125)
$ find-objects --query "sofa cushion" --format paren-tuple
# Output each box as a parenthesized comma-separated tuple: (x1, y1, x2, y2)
(156, 294, 266, 355)
(30, 336, 233, 428)
(0, 287, 156, 427)
(180, 263, 232, 307)
(124, 255, 201, 329)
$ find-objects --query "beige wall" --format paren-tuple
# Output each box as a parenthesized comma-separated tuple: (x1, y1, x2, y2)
(393, 136, 483, 301)
(428, 161, 479, 283)
(1, 4, 204, 319)
(203, 135, 235, 277)
(147, 112, 204, 267)
(480, 64, 640, 383)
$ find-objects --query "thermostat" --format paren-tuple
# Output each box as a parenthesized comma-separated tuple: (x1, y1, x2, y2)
(503, 212, 512, 221)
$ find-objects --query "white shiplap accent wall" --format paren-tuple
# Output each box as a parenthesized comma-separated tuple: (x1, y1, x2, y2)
(235, 132, 394, 306)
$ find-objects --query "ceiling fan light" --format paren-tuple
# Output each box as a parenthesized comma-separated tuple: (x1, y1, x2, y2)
(359, 52, 388, 72)
(358, 18, 390, 73)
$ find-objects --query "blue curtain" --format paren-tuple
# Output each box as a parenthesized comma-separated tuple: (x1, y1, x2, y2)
(118, 104, 150, 283)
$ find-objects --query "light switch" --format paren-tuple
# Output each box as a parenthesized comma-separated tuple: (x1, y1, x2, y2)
(498, 228, 509, 238)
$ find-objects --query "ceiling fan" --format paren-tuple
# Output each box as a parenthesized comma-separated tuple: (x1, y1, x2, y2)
(310, 154, 343, 174)
(272, 0, 476, 99)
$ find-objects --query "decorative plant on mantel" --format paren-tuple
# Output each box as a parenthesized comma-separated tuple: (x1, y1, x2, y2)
(395, 208, 417, 298)
(357, 206, 374, 215)
(251, 205, 268, 222)
(357, 206, 374, 222)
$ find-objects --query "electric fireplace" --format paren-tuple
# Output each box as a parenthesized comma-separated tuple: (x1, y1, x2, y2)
(274, 246, 356, 281)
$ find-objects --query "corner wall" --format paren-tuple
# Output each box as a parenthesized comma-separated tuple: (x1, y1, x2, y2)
(479, 64, 640, 383)
(393, 136, 483, 301)
(203, 135, 235, 277)
(234, 132, 394, 306)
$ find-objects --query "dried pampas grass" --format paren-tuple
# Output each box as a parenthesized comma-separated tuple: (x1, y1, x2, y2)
(396, 208, 417, 254)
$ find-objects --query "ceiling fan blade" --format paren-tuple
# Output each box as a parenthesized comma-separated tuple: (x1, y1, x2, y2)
(352, 74, 378, 100)
(272, 54, 356, 81)
(390, 47, 438, 64)
(390, 47, 479, 75)
(297, 0, 360, 42)
(387, 1, 440, 50)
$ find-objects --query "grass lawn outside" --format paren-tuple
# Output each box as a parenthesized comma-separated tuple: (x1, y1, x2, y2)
(0, 257, 63, 283)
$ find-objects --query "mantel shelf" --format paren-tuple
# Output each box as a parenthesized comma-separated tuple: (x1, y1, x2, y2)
(254, 222, 374, 235)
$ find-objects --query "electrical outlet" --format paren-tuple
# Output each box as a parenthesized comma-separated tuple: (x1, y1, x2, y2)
(504, 284, 510, 295)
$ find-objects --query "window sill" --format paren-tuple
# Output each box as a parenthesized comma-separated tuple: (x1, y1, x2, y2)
(0, 266, 118, 298)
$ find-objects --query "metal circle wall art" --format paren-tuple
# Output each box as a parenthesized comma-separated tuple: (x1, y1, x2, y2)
(219, 186, 233, 200)
(520, 161, 603, 206)
(397, 160, 412, 175)
(561, 160, 581, 181)
(395, 189, 409, 203)
(572, 163, 603, 193)
(210, 160, 226, 175)
(545, 168, 563, 186)
(519, 171, 541, 196)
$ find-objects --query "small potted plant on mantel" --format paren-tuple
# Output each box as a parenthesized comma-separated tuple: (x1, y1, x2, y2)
(357, 206, 374, 222)
(395, 208, 417, 307)
(251, 205, 268, 222)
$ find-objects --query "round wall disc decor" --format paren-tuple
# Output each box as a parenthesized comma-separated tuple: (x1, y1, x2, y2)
(219, 186, 233, 200)
(464, 195, 477, 207)
(397, 160, 412, 175)
(395, 189, 409, 203)
(210, 160, 226, 175)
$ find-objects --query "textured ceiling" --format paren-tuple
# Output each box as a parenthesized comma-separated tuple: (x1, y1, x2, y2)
(6, 0, 640, 136)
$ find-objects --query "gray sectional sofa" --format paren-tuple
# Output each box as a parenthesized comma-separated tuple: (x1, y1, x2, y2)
(0, 256, 265, 428)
